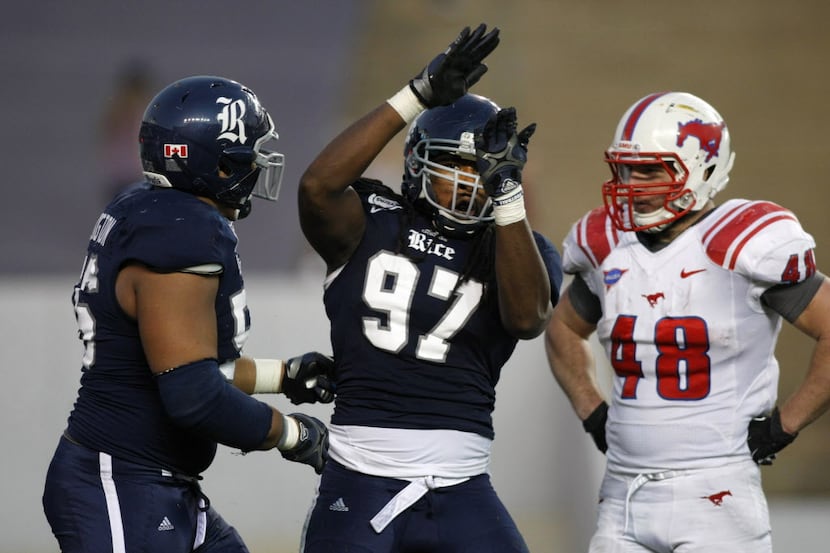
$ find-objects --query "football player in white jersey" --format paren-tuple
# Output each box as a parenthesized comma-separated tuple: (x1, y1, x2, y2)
(544, 91, 830, 552)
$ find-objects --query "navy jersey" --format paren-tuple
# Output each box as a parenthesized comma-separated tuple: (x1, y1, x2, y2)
(66, 184, 249, 475)
(325, 182, 562, 439)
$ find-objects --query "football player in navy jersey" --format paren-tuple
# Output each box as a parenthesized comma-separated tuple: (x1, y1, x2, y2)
(43, 76, 333, 553)
(297, 25, 563, 552)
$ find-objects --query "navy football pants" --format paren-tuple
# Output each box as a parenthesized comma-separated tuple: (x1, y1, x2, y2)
(43, 435, 248, 553)
(301, 460, 529, 553)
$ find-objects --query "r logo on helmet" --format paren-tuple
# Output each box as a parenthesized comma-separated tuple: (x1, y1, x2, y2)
(217, 97, 248, 144)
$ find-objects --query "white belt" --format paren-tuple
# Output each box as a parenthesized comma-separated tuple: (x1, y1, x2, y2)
(370, 475, 469, 533)
(623, 469, 686, 535)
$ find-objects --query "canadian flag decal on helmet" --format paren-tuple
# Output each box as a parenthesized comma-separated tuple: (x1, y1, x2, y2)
(676, 119, 725, 162)
(164, 144, 188, 158)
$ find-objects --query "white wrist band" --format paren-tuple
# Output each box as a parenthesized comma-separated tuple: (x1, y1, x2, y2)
(277, 414, 300, 451)
(492, 185, 526, 226)
(386, 85, 426, 124)
(253, 358, 284, 394)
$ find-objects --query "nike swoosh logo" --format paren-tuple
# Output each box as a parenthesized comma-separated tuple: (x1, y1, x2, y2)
(680, 268, 707, 278)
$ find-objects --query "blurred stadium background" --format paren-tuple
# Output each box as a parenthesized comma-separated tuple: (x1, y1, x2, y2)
(2, 1, 828, 551)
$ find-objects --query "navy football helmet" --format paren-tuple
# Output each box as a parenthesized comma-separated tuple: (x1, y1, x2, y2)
(402, 94, 499, 236)
(139, 76, 284, 215)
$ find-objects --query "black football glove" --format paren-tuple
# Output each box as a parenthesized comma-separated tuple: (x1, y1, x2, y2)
(409, 23, 500, 109)
(582, 401, 608, 454)
(282, 352, 336, 405)
(279, 413, 329, 474)
(747, 407, 797, 465)
(474, 107, 536, 200)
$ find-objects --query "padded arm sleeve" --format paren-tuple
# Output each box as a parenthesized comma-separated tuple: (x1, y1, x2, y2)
(156, 358, 273, 451)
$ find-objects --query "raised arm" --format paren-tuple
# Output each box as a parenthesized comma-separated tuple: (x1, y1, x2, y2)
(297, 105, 404, 271)
(298, 23, 500, 272)
(475, 107, 551, 338)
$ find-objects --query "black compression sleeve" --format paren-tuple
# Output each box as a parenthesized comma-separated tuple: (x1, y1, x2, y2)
(568, 273, 602, 325)
(762, 272, 825, 323)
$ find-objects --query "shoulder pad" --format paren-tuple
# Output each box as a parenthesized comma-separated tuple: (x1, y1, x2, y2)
(118, 194, 236, 271)
(700, 199, 816, 283)
(562, 206, 620, 272)
(352, 178, 400, 199)
(352, 178, 405, 215)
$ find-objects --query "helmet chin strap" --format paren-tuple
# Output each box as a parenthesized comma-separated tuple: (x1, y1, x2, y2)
(410, 198, 482, 238)
(640, 221, 672, 234)
(237, 199, 253, 219)
(634, 209, 674, 233)
(432, 210, 488, 239)
(633, 188, 699, 233)
(637, 201, 704, 235)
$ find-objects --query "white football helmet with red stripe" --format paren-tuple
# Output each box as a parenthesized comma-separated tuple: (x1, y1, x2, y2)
(603, 92, 736, 233)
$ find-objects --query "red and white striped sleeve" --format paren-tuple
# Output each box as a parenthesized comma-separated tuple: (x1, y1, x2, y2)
(562, 206, 620, 274)
(701, 199, 817, 285)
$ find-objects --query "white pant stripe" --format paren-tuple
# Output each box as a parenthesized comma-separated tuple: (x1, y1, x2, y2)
(99, 452, 126, 553)
(193, 498, 207, 549)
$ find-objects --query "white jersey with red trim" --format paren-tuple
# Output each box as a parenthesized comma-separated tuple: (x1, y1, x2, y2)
(563, 199, 817, 474)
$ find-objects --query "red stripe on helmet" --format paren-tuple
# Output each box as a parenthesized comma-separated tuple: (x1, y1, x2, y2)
(622, 92, 667, 141)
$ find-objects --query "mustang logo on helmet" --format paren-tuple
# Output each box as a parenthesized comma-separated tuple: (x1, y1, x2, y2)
(676, 119, 725, 162)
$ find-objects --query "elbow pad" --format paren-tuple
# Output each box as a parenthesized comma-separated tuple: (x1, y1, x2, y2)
(156, 358, 272, 451)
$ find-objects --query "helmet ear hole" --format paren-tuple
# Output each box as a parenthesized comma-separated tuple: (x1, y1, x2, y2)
(217, 157, 232, 177)
(703, 165, 715, 181)
(218, 147, 256, 177)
